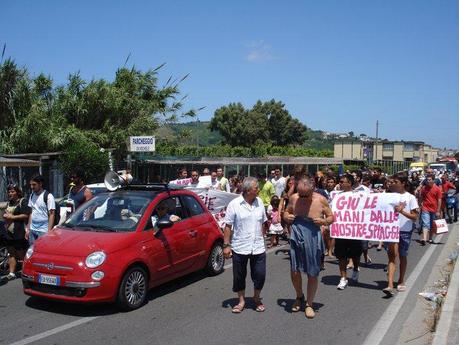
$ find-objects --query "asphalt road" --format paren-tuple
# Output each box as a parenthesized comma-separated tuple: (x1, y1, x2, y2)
(0, 228, 454, 345)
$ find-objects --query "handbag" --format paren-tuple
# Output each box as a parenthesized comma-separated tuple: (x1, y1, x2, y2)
(434, 219, 448, 234)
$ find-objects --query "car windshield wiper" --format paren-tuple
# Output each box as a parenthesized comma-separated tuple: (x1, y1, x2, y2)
(75, 224, 117, 232)
(61, 223, 75, 228)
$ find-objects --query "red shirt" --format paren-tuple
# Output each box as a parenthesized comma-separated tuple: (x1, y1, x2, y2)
(420, 184, 442, 213)
(441, 181, 455, 194)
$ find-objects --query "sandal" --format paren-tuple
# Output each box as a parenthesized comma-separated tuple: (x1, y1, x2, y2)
(291, 294, 305, 312)
(254, 298, 265, 312)
(255, 302, 265, 312)
(397, 284, 406, 292)
(305, 305, 315, 319)
(231, 303, 245, 313)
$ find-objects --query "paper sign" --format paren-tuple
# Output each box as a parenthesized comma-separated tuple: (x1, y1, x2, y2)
(330, 192, 401, 242)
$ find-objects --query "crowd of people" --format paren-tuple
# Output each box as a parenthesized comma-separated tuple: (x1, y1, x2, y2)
(0, 170, 93, 281)
(212, 164, 459, 318)
(1, 163, 458, 320)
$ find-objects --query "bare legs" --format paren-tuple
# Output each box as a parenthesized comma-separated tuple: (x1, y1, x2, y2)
(236, 290, 245, 308)
(386, 243, 398, 289)
(339, 259, 347, 279)
(398, 256, 407, 286)
(291, 271, 318, 307)
(7, 247, 24, 275)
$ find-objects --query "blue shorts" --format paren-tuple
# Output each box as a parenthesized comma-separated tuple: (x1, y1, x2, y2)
(399, 231, 412, 257)
(421, 211, 436, 231)
(29, 230, 46, 246)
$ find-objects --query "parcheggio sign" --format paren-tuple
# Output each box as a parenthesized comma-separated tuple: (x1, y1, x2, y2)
(129, 136, 155, 152)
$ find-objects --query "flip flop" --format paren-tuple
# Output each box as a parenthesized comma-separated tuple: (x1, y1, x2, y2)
(231, 304, 244, 313)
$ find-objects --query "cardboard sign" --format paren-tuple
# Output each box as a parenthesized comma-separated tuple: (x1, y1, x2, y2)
(434, 219, 448, 234)
(330, 192, 401, 242)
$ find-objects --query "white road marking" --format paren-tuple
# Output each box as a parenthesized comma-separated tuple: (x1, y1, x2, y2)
(223, 244, 288, 269)
(9, 243, 287, 344)
(361, 234, 445, 345)
(8, 317, 98, 345)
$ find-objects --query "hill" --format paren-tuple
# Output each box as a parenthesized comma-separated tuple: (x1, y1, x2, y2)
(168, 121, 334, 150)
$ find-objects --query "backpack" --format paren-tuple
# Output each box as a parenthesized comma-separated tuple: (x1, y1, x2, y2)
(44, 191, 60, 226)
(30, 191, 60, 226)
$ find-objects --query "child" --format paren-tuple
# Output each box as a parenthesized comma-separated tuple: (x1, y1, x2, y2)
(267, 195, 283, 248)
(383, 172, 419, 296)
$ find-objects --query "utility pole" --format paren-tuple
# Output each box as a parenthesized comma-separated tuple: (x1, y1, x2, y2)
(196, 116, 199, 148)
(375, 120, 379, 164)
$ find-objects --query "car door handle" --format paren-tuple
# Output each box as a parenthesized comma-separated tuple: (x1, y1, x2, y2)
(188, 230, 197, 238)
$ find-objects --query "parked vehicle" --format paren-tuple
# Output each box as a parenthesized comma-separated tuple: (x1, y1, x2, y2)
(446, 188, 457, 224)
(428, 163, 448, 172)
(409, 162, 427, 171)
(21, 184, 225, 310)
(438, 157, 458, 173)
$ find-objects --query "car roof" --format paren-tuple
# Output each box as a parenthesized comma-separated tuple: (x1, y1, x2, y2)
(87, 183, 106, 189)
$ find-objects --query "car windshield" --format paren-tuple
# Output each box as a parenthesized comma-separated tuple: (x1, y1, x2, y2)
(63, 191, 153, 232)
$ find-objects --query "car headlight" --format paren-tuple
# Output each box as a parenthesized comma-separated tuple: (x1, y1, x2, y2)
(25, 245, 34, 260)
(85, 251, 106, 268)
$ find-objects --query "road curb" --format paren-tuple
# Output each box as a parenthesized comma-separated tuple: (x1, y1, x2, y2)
(432, 232, 459, 345)
(392, 223, 459, 345)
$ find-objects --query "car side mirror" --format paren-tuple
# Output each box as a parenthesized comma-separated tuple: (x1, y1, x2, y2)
(158, 219, 173, 229)
(154, 219, 173, 237)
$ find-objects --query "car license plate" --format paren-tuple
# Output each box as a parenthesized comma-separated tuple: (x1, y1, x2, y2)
(38, 274, 60, 286)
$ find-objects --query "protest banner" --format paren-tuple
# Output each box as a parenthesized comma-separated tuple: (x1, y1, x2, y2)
(169, 177, 193, 186)
(330, 191, 401, 242)
(169, 177, 237, 228)
(186, 187, 239, 228)
(169, 175, 212, 188)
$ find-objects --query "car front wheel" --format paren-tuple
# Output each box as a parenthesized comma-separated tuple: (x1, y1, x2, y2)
(205, 243, 225, 276)
(117, 266, 148, 311)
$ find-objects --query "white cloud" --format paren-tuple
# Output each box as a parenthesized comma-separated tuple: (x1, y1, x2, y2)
(245, 40, 277, 62)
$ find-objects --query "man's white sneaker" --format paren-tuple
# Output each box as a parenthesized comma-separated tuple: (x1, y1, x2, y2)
(6, 272, 16, 280)
(337, 278, 348, 290)
(351, 270, 359, 282)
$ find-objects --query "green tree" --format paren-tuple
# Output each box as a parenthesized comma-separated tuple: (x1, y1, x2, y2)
(0, 58, 195, 181)
(252, 99, 308, 146)
(209, 100, 307, 147)
(209, 103, 269, 146)
(59, 137, 109, 183)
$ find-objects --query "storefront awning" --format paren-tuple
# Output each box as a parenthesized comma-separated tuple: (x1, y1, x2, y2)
(0, 156, 40, 167)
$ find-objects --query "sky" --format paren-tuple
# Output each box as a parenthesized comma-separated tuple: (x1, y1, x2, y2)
(2, 0, 459, 149)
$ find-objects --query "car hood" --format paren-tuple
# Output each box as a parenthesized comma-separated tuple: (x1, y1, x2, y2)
(34, 227, 135, 257)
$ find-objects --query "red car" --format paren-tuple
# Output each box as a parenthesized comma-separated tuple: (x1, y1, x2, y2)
(22, 185, 225, 310)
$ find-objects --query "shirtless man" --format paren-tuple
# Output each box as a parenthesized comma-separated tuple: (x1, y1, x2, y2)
(283, 176, 334, 319)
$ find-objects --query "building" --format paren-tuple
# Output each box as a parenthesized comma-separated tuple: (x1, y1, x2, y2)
(334, 140, 439, 171)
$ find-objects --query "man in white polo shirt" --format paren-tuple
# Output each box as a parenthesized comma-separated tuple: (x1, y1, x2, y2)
(223, 176, 268, 313)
